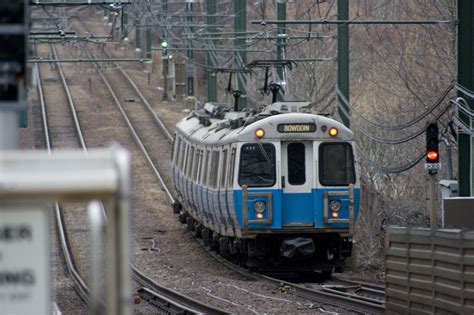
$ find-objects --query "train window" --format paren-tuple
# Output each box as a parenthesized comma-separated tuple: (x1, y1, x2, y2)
(228, 147, 236, 187)
(238, 143, 276, 187)
(173, 137, 181, 165)
(191, 148, 199, 181)
(287, 143, 306, 185)
(186, 146, 194, 178)
(209, 151, 219, 188)
(179, 142, 188, 172)
(194, 149, 202, 182)
(319, 143, 355, 186)
(201, 150, 210, 185)
(220, 149, 228, 189)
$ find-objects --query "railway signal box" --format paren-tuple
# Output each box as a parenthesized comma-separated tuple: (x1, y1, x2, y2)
(425, 122, 440, 174)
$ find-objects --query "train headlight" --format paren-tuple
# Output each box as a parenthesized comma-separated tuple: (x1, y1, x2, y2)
(255, 128, 265, 139)
(256, 213, 264, 219)
(329, 200, 341, 212)
(254, 201, 266, 213)
(329, 127, 338, 137)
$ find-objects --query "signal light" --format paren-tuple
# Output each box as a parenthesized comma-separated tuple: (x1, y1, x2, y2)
(329, 127, 338, 137)
(161, 41, 169, 58)
(256, 213, 264, 219)
(426, 123, 439, 164)
(255, 128, 265, 139)
(427, 151, 438, 161)
(425, 123, 439, 175)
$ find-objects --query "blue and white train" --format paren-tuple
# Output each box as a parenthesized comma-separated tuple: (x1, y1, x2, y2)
(172, 101, 360, 275)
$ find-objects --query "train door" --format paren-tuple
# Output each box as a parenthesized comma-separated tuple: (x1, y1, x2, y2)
(281, 141, 314, 226)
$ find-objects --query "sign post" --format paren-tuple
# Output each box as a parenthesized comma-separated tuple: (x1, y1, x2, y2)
(0, 146, 131, 315)
(0, 206, 50, 314)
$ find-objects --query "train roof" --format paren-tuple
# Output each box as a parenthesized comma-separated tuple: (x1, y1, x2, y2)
(176, 102, 354, 146)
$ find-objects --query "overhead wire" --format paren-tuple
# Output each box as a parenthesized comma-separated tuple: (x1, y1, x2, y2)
(337, 94, 455, 144)
(336, 84, 454, 131)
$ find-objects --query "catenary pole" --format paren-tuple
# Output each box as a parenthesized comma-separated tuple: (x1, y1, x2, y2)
(207, 0, 217, 102)
(234, 0, 246, 109)
(276, 0, 286, 101)
(337, 0, 350, 128)
(186, 1, 194, 96)
(457, 0, 474, 196)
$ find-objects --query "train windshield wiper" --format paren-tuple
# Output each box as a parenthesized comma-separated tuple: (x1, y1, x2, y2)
(256, 139, 271, 164)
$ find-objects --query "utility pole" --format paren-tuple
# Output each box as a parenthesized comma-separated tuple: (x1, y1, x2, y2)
(134, 17, 141, 51)
(457, 0, 474, 196)
(276, 0, 286, 101)
(207, 0, 217, 102)
(337, 0, 350, 128)
(145, 15, 152, 59)
(162, 0, 169, 101)
(122, 7, 128, 39)
(186, 1, 194, 96)
(234, 0, 247, 110)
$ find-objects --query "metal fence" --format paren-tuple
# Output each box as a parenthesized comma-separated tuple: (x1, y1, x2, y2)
(385, 227, 474, 314)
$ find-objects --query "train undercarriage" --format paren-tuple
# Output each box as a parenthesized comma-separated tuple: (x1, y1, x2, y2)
(179, 210, 353, 279)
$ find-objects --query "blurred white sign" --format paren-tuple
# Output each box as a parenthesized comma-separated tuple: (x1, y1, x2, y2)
(0, 206, 50, 315)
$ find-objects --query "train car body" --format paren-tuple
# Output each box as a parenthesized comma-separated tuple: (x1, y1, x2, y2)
(172, 102, 360, 274)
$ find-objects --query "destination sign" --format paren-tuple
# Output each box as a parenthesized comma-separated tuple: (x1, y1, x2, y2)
(0, 206, 50, 315)
(277, 123, 316, 133)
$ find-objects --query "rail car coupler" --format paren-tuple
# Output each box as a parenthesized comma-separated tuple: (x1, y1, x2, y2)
(280, 237, 315, 259)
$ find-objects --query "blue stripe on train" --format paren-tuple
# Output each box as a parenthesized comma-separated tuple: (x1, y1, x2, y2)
(173, 169, 360, 232)
(233, 188, 360, 230)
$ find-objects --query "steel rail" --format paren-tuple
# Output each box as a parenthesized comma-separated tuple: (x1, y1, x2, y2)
(261, 275, 385, 314)
(112, 63, 175, 144)
(46, 40, 218, 313)
(36, 62, 102, 309)
(90, 54, 227, 315)
(197, 236, 385, 314)
(70, 13, 175, 144)
(331, 275, 385, 292)
(51, 44, 88, 152)
(89, 52, 176, 205)
(41, 13, 221, 314)
(69, 16, 219, 314)
(321, 285, 385, 306)
(131, 266, 227, 315)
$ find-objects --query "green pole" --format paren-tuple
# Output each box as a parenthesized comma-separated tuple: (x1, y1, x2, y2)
(122, 8, 128, 39)
(457, 0, 474, 196)
(135, 18, 140, 50)
(276, 0, 286, 101)
(207, 0, 217, 102)
(187, 2, 194, 95)
(162, 0, 169, 100)
(145, 15, 152, 59)
(337, 0, 350, 128)
(234, 0, 247, 109)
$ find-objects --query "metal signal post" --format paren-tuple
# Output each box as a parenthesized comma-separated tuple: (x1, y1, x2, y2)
(425, 122, 439, 227)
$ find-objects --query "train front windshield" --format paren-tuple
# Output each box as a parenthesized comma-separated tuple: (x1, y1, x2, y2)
(319, 143, 356, 186)
(238, 143, 276, 187)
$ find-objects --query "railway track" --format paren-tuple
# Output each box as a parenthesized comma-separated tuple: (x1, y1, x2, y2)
(197, 238, 385, 314)
(36, 55, 94, 311)
(36, 38, 227, 313)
